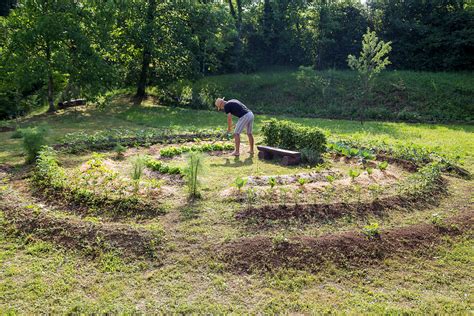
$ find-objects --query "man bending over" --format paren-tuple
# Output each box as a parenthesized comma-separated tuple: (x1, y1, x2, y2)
(215, 98, 254, 156)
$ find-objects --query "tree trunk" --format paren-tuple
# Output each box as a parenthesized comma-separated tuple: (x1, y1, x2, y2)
(228, 0, 243, 71)
(135, 0, 156, 105)
(46, 44, 55, 112)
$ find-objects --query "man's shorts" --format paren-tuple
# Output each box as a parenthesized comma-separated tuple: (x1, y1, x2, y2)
(234, 112, 254, 135)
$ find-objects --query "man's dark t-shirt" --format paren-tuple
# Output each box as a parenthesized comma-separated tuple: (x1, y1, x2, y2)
(224, 99, 250, 118)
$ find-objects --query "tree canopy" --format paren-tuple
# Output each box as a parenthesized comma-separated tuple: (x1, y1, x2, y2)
(0, 0, 472, 118)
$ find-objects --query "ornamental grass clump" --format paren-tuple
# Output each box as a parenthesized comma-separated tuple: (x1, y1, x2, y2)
(185, 152, 204, 199)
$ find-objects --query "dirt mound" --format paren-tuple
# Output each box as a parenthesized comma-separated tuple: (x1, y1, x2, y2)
(236, 179, 447, 224)
(220, 211, 474, 273)
(1, 195, 163, 258)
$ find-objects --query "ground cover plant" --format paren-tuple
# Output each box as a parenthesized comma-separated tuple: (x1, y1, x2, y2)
(0, 101, 472, 314)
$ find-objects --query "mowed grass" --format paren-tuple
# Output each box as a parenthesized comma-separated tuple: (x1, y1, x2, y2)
(0, 99, 473, 313)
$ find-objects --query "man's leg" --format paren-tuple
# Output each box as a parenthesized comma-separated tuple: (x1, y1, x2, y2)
(247, 133, 254, 154)
(247, 112, 255, 154)
(233, 133, 241, 156)
(233, 115, 247, 156)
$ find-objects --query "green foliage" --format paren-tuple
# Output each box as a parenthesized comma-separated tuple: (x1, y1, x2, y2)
(21, 126, 49, 163)
(261, 119, 326, 153)
(145, 158, 183, 176)
(362, 222, 380, 238)
(430, 213, 444, 227)
(160, 143, 234, 158)
(177, 70, 474, 123)
(185, 152, 204, 199)
(131, 155, 146, 181)
(366, 167, 374, 175)
(348, 28, 392, 123)
(297, 177, 308, 186)
(378, 161, 389, 171)
(348, 169, 361, 181)
(300, 148, 322, 165)
(59, 128, 224, 153)
(32, 147, 160, 216)
(347, 28, 392, 82)
(398, 163, 443, 196)
(32, 146, 66, 189)
(327, 142, 375, 160)
(234, 177, 247, 192)
(268, 177, 277, 189)
(114, 143, 126, 159)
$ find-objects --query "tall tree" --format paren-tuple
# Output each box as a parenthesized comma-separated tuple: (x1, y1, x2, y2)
(2, 0, 113, 112)
(135, 0, 157, 103)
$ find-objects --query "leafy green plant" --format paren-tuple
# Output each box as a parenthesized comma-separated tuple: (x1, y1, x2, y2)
(272, 233, 289, 248)
(145, 157, 183, 176)
(366, 167, 374, 175)
(234, 177, 247, 192)
(21, 126, 49, 163)
(362, 222, 380, 238)
(348, 168, 361, 181)
(298, 177, 308, 186)
(326, 175, 335, 183)
(430, 213, 444, 227)
(185, 152, 204, 199)
(378, 161, 389, 171)
(246, 188, 257, 210)
(268, 177, 277, 189)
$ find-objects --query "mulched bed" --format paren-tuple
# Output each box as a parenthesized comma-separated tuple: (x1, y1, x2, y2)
(236, 178, 447, 224)
(246, 171, 338, 186)
(220, 210, 474, 273)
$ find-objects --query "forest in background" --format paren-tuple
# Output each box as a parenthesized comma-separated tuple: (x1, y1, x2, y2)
(0, 0, 473, 119)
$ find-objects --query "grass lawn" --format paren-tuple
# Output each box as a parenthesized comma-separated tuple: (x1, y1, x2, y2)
(0, 99, 473, 313)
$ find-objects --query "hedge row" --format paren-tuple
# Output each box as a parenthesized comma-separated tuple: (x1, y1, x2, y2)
(261, 119, 326, 153)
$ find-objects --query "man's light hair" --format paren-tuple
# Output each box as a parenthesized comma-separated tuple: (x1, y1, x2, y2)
(215, 97, 225, 109)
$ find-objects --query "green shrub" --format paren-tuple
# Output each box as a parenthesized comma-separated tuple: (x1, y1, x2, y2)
(32, 146, 66, 189)
(261, 119, 326, 153)
(21, 126, 49, 163)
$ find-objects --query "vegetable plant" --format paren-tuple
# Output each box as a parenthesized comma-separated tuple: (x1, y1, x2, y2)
(234, 177, 247, 192)
(268, 177, 276, 189)
(348, 168, 361, 181)
(378, 161, 389, 171)
(362, 222, 380, 238)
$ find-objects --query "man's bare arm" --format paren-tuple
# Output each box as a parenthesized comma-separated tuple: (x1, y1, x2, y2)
(227, 113, 233, 132)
